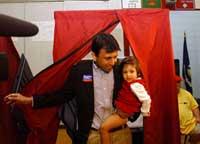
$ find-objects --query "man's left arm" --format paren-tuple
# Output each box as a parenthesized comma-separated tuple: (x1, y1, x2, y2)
(188, 92, 200, 123)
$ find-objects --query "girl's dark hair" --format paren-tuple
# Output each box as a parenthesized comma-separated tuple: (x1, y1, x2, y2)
(119, 56, 142, 79)
(91, 33, 120, 56)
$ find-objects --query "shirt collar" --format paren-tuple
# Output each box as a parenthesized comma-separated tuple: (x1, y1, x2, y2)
(93, 61, 113, 74)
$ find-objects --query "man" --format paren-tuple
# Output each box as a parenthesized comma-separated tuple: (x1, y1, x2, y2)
(4, 33, 132, 144)
(176, 76, 200, 144)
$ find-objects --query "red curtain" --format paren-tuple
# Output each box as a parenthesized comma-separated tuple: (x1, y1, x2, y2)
(8, 9, 179, 144)
(53, 10, 119, 62)
(118, 9, 180, 144)
(0, 37, 20, 144)
(20, 10, 119, 144)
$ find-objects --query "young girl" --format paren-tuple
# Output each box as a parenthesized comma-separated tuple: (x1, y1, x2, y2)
(100, 56, 151, 144)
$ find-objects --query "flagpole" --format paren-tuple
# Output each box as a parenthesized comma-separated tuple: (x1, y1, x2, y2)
(182, 32, 193, 94)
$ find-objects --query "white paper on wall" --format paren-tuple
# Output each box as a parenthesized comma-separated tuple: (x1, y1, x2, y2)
(122, 0, 142, 8)
(195, 0, 200, 9)
(31, 21, 54, 42)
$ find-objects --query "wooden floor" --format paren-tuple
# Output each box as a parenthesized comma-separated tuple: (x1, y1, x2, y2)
(56, 128, 200, 144)
(56, 129, 72, 144)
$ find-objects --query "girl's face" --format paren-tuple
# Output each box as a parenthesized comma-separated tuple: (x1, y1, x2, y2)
(122, 64, 138, 82)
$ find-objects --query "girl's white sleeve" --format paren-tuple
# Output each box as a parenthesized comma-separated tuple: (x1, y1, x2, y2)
(130, 82, 151, 115)
(130, 82, 150, 101)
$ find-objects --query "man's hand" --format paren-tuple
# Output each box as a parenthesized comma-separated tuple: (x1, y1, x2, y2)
(196, 118, 200, 124)
(4, 93, 33, 105)
(192, 107, 200, 124)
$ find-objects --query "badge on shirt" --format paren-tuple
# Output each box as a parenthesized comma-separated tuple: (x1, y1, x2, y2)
(82, 74, 93, 82)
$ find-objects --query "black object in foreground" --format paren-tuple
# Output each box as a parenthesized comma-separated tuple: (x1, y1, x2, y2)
(0, 14, 39, 37)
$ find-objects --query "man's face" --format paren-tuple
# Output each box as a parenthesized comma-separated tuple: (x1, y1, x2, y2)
(93, 49, 118, 73)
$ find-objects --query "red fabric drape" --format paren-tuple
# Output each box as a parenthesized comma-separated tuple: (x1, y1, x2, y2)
(21, 44, 91, 144)
(123, 32, 130, 56)
(14, 9, 179, 144)
(21, 10, 119, 144)
(53, 10, 119, 62)
(0, 37, 20, 144)
(118, 9, 180, 144)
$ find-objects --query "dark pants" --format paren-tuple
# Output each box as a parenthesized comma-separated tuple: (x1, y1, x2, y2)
(132, 127, 144, 144)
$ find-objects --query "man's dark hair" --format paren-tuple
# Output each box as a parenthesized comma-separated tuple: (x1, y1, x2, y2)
(91, 33, 120, 56)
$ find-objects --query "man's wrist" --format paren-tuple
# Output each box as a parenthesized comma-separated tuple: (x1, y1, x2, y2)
(25, 96, 33, 105)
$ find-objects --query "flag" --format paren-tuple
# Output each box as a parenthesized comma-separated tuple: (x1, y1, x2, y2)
(182, 32, 193, 94)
